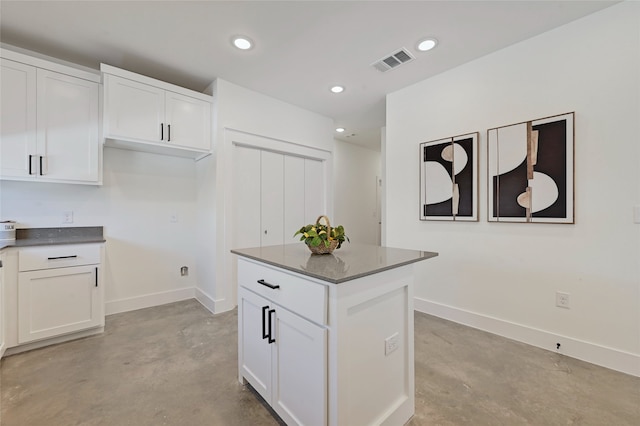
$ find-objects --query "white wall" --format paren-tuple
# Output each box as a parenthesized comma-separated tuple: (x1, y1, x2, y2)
(196, 78, 334, 313)
(0, 148, 199, 313)
(333, 140, 381, 245)
(385, 2, 640, 376)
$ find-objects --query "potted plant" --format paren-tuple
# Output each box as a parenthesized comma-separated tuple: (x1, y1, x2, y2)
(294, 215, 349, 254)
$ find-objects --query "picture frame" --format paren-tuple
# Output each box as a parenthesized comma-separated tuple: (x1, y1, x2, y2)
(487, 112, 575, 223)
(419, 132, 478, 221)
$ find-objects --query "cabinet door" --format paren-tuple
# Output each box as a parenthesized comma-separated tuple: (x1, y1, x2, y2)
(0, 59, 37, 179)
(104, 74, 164, 142)
(261, 151, 284, 247)
(165, 91, 211, 151)
(273, 307, 327, 426)
(284, 156, 305, 244)
(239, 288, 273, 403)
(18, 265, 103, 343)
(37, 69, 100, 182)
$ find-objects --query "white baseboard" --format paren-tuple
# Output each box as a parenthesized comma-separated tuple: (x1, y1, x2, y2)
(106, 287, 196, 315)
(0, 342, 5, 359)
(414, 297, 640, 377)
(195, 288, 235, 314)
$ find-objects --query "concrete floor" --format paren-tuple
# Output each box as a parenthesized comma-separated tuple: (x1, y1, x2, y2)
(1, 299, 638, 425)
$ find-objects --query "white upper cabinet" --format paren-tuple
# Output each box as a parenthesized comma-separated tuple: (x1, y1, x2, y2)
(0, 59, 36, 179)
(37, 69, 100, 182)
(165, 91, 211, 151)
(102, 64, 213, 159)
(0, 50, 101, 185)
(103, 75, 165, 142)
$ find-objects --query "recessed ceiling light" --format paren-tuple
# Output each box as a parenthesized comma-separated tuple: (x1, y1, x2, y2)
(336, 127, 345, 133)
(232, 36, 253, 50)
(417, 38, 438, 52)
(330, 85, 345, 94)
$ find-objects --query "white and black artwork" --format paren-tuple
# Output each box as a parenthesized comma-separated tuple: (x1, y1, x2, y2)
(487, 112, 574, 223)
(420, 132, 478, 221)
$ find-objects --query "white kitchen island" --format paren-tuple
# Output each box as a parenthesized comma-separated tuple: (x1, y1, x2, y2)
(232, 243, 438, 426)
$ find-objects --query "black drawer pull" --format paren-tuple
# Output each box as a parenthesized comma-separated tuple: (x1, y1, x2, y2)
(268, 309, 276, 344)
(257, 279, 280, 290)
(262, 306, 269, 339)
(47, 255, 78, 260)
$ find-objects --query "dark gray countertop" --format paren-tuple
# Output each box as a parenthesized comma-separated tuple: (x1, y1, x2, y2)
(0, 227, 105, 250)
(231, 243, 438, 284)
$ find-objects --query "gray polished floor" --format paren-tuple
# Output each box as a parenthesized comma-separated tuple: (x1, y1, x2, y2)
(1, 299, 638, 425)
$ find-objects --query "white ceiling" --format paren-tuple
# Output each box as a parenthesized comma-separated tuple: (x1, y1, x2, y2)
(0, 1, 618, 150)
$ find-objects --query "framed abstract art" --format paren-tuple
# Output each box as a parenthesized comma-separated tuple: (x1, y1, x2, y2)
(487, 112, 574, 223)
(420, 132, 478, 221)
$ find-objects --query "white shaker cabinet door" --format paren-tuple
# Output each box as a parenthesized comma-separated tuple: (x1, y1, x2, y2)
(36, 69, 100, 182)
(0, 59, 37, 179)
(239, 288, 273, 403)
(165, 91, 211, 151)
(104, 74, 164, 143)
(18, 265, 103, 344)
(261, 151, 284, 247)
(272, 306, 327, 426)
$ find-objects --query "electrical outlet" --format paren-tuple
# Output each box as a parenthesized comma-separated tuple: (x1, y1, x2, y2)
(63, 211, 74, 224)
(385, 332, 399, 356)
(180, 266, 189, 276)
(170, 213, 178, 223)
(556, 291, 570, 309)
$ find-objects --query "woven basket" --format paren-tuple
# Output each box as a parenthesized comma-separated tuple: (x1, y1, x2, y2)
(306, 215, 338, 255)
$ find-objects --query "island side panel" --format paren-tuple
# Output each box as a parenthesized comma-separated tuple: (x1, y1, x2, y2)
(328, 264, 415, 426)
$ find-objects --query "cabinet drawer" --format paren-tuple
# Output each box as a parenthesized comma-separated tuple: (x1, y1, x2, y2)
(19, 244, 101, 272)
(238, 258, 327, 326)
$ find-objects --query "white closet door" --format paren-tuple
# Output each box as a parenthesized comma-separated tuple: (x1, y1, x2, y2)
(234, 146, 262, 249)
(304, 158, 325, 223)
(284, 156, 305, 244)
(261, 151, 284, 247)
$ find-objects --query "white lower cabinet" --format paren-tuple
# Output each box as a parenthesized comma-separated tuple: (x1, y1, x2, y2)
(239, 277, 327, 426)
(16, 244, 104, 345)
(18, 265, 102, 343)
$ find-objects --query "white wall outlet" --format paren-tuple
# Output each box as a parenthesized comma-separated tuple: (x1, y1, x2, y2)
(556, 291, 570, 309)
(170, 213, 178, 223)
(385, 332, 399, 356)
(63, 211, 74, 223)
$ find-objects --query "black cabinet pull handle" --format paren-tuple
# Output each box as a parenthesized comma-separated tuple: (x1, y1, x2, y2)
(257, 279, 280, 290)
(168, 124, 171, 141)
(268, 309, 276, 344)
(28, 155, 34, 175)
(47, 255, 78, 260)
(161, 123, 164, 140)
(95, 267, 98, 287)
(262, 306, 269, 339)
(39, 156, 44, 175)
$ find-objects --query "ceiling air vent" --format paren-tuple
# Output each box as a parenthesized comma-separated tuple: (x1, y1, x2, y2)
(372, 48, 415, 73)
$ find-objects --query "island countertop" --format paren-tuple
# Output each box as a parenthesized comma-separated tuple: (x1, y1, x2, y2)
(231, 243, 438, 284)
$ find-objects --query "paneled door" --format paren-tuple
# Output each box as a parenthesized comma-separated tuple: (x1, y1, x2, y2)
(261, 151, 285, 247)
